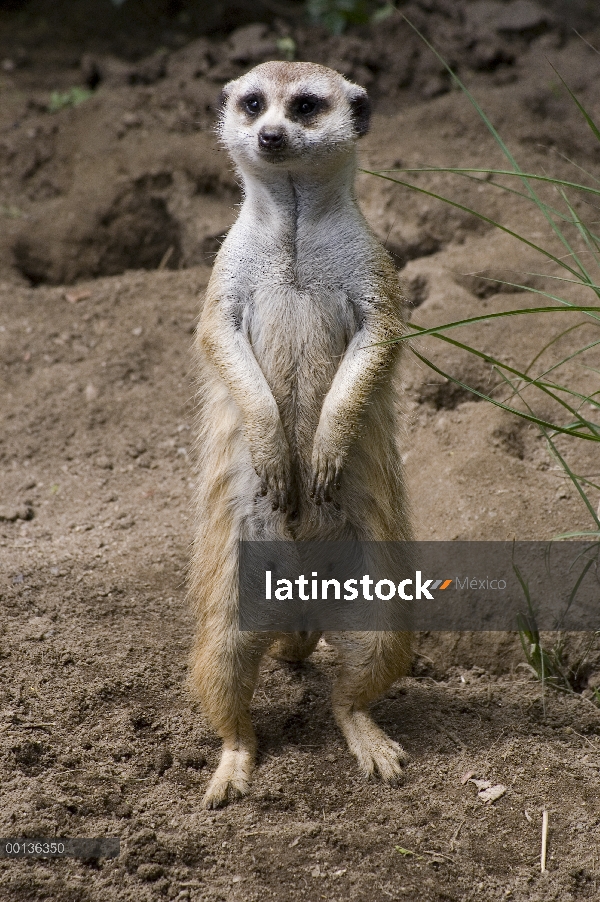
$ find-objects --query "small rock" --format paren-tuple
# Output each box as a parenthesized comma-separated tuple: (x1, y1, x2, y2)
(227, 24, 278, 65)
(121, 111, 142, 128)
(470, 778, 492, 790)
(259, 783, 283, 802)
(0, 507, 20, 522)
(178, 748, 206, 770)
(94, 455, 113, 470)
(154, 747, 173, 775)
(496, 0, 553, 37)
(587, 672, 600, 691)
(126, 442, 146, 458)
(115, 802, 133, 818)
(64, 289, 91, 304)
(24, 617, 53, 641)
(469, 778, 507, 803)
(420, 75, 450, 99)
(479, 783, 507, 803)
(111, 744, 133, 762)
(137, 863, 164, 882)
(130, 709, 153, 730)
(0, 505, 33, 522)
(454, 267, 543, 298)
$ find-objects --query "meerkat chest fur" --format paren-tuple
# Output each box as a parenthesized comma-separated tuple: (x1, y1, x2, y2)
(213, 61, 388, 459)
(234, 172, 363, 448)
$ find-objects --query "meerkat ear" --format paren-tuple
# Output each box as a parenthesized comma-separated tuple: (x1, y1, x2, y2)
(349, 88, 371, 137)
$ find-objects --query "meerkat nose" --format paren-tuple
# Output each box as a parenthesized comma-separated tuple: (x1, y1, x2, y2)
(258, 127, 286, 150)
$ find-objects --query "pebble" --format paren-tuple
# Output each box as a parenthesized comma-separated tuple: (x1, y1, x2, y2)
(0, 504, 33, 522)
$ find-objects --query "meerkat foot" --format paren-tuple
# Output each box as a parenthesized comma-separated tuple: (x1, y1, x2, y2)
(335, 708, 409, 784)
(202, 746, 255, 809)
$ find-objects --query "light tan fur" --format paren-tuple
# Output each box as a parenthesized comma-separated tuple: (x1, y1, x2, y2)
(188, 61, 412, 809)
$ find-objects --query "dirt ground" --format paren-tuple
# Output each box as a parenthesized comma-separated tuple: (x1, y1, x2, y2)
(1, 1, 600, 900)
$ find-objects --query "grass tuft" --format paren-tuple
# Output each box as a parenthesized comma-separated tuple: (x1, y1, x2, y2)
(366, 24, 600, 702)
(49, 87, 93, 114)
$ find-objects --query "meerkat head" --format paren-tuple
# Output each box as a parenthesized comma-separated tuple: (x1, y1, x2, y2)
(217, 61, 370, 174)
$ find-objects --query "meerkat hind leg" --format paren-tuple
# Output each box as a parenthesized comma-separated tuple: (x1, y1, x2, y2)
(329, 633, 410, 783)
(268, 631, 322, 663)
(190, 628, 267, 809)
(202, 731, 256, 810)
(334, 706, 409, 783)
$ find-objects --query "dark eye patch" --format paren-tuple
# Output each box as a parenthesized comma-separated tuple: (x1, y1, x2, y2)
(289, 94, 328, 120)
(239, 92, 265, 117)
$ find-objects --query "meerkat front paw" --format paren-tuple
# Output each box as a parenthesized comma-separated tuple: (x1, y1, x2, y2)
(248, 426, 293, 511)
(254, 453, 293, 512)
(310, 433, 344, 505)
(254, 460, 291, 512)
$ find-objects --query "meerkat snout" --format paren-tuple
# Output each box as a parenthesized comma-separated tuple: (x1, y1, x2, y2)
(257, 125, 287, 152)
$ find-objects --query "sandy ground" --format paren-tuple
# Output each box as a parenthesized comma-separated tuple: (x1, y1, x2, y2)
(1, 2, 600, 900)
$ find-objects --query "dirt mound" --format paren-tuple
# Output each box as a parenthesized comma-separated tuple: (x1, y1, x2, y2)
(2, 0, 600, 288)
(14, 175, 183, 285)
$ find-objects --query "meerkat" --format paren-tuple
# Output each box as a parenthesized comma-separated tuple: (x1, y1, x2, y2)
(189, 61, 412, 809)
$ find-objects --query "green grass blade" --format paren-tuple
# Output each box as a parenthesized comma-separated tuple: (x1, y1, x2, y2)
(389, 306, 600, 345)
(529, 336, 600, 385)
(543, 429, 600, 530)
(398, 18, 597, 284)
(554, 531, 600, 539)
(407, 326, 600, 438)
(520, 322, 590, 383)
(362, 170, 593, 287)
(409, 347, 599, 440)
(558, 557, 596, 627)
(549, 64, 600, 143)
(559, 188, 600, 271)
(375, 167, 600, 199)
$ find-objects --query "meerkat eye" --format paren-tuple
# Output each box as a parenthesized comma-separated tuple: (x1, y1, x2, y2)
(291, 94, 324, 118)
(241, 94, 264, 116)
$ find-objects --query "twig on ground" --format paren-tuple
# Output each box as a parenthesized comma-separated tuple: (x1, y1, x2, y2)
(541, 810, 549, 872)
(449, 820, 465, 852)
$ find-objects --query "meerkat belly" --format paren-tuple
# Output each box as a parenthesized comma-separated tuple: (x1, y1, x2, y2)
(247, 282, 355, 458)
